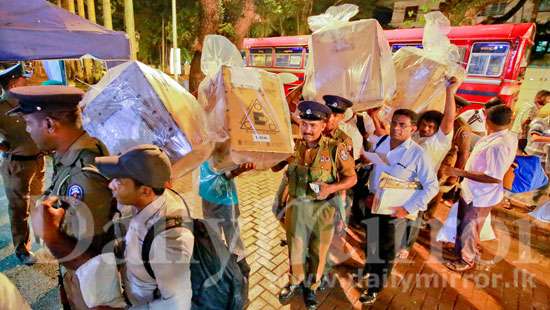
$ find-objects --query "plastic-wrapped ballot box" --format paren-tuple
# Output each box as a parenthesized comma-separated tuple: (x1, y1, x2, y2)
(81, 61, 213, 178)
(303, 5, 396, 111)
(391, 47, 448, 113)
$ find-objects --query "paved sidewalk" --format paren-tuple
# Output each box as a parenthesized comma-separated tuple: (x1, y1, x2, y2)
(1, 170, 549, 309)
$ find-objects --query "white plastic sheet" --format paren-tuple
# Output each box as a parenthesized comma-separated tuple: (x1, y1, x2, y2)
(75, 253, 126, 308)
(302, 4, 396, 111)
(436, 203, 496, 243)
(389, 11, 466, 114)
(529, 201, 550, 223)
(81, 61, 214, 178)
(198, 35, 293, 170)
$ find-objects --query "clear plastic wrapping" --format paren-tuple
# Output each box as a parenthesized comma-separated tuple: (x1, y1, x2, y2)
(389, 11, 466, 114)
(198, 35, 293, 171)
(81, 61, 214, 178)
(302, 4, 396, 111)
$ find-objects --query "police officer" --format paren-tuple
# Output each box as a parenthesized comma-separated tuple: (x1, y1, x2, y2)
(322, 95, 354, 155)
(8, 86, 114, 310)
(274, 101, 356, 309)
(0, 64, 45, 265)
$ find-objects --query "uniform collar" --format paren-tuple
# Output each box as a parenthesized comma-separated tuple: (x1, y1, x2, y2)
(55, 132, 98, 167)
(300, 135, 329, 149)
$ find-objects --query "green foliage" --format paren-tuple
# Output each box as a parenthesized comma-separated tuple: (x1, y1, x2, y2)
(250, 0, 381, 38)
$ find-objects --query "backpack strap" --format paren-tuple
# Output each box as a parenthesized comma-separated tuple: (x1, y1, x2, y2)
(356, 114, 367, 136)
(142, 216, 185, 280)
(374, 135, 389, 152)
(141, 189, 192, 280)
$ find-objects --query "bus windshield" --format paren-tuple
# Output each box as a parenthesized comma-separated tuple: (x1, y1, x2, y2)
(466, 42, 510, 77)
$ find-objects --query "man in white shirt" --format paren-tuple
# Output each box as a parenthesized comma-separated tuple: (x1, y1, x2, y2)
(359, 109, 439, 305)
(441, 105, 517, 272)
(405, 78, 458, 248)
(511, 89, 549, 150)
(413, 78, 458, 171)
(95, 145, 194, 309)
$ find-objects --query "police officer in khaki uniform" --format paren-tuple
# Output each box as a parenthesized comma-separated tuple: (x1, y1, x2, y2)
(322, 95, 354, 155)
(8, 86, 114, 310)
(0, 64, 45, 265)
(274, 101, 356, 309)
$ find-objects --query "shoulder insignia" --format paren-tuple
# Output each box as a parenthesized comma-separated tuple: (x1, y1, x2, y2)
(67, 184, 85, 200)
(339, 148, 349, 161)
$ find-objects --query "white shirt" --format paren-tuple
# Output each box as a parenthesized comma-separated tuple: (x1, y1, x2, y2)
(461, 129, 518, 208)
(124, 191, 194, 310)
(414, 128, 453, 171)
(368, 136, 439, 214)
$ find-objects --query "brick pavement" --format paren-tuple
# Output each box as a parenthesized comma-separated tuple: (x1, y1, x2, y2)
(1, 169, 549, 309)
(235, 171, 550, 310)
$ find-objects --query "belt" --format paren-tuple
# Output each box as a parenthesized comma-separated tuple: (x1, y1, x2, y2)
(289, 193, 336, 202)
(2, 153, 42, 161)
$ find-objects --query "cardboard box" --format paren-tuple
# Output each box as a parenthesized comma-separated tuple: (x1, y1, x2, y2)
(303, 19, 395, 111)
(390, 47, 449, 113)
(199, 66, 294, 170)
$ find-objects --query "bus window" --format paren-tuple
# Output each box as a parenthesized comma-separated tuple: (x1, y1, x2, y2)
(304, 47, 309, 68)
(274, 47, 303, 68)
(466, 42, 509, 77)
(250, 48, 273, 67)
(391, 43, 423, 53)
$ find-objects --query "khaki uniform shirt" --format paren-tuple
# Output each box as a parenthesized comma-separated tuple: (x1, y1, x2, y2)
(327, 127, 353, 156)
(46, 132, 114, 255)
(0, 99, 40, 156)
(292, 137, 355, 176)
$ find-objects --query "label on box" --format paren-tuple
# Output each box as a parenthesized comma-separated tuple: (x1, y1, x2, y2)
(252, 134, 271, 142)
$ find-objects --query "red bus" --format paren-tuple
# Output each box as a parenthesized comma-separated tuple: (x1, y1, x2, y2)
(243, 23, 536, 108)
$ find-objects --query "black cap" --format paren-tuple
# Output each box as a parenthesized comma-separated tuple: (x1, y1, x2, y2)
(7, 85, 84, 115)
(298, 101, 332, 121)
(95, 144, 172, 189)
(322, 95, 352, 113)
(0, 64, 23, 88)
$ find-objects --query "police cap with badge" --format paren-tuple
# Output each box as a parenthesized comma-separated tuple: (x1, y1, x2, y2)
(298, 100, 332, 121)
(6, 85, 84, 116)
(322, 95, 353, 114)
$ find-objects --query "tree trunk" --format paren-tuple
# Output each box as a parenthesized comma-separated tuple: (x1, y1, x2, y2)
(124, 0, 137, 60)
(531, 0, 541, 22)
(189, 0, 220, 94)
(76, 0, 85, 17)
(87, 0, 96, 23)
(102, 0, 113, 29)
(232, 0, 256, 49)
(481, 0, 528, 24)
(66, 0, 75, 13)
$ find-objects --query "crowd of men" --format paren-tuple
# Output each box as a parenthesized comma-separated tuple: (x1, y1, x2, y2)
(0, 61, 549, 310)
